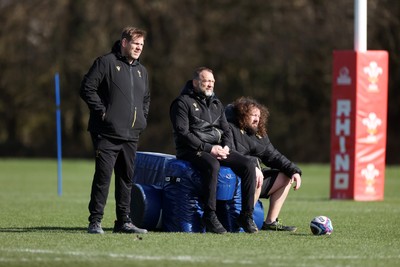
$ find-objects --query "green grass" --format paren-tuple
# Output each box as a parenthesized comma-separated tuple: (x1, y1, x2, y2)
(0, 159, 399, 267)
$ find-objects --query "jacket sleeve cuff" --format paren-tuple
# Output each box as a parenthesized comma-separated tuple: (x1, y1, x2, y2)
(286, 168, 302, 178)
(204, 143, 213, 153)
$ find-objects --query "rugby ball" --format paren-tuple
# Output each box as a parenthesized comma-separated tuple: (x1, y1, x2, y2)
(310, 216, 333, 235)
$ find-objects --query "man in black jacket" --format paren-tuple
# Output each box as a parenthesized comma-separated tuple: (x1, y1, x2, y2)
(226, 97, 302, 232)
(80, 26, 150, 234)
(170, 67, 258, 234)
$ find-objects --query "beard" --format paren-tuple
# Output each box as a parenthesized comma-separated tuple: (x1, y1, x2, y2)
(194, 87, 213, 98)
(245, 124, 258, 135)
(204, 90, 213, 97)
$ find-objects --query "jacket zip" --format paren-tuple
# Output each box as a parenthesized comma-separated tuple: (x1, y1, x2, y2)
(215, 127, 222, 143)
(207, 99, 222, 143)
(132, 107, 137, 127)
(206, 99, 213, 123)
(130, 65, 136, 128)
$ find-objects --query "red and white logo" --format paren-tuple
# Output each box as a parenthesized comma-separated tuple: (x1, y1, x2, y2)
(363, 61, 383, 92)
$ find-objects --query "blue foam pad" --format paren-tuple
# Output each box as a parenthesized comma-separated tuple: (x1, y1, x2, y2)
(133, 152, 176, 186)
(130, 183, 163, 230)
(216, 178, 264, 232)
(162, 159, 205, 232)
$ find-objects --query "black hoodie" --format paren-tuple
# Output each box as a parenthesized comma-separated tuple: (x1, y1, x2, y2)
(80, 40, 150, 141)
(170, 80, 232, 158)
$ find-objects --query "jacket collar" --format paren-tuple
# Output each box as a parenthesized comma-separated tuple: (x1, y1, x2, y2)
(111, 40, 140, 66)
(180, 80, 216, 102)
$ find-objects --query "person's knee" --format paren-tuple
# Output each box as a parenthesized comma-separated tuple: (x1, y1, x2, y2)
(277, 173, 291, 187)
(242, 159, 256, 174)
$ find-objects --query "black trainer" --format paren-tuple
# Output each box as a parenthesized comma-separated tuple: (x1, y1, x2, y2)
(202, 211, 227, 234)
(88, 221, 104, 234)
(261, 219, 297, 232)
(113, 220, 148, 234)
(237, 213, 258, 233)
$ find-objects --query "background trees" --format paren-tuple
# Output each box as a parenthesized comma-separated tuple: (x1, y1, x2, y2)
(0, 0, 399, 163)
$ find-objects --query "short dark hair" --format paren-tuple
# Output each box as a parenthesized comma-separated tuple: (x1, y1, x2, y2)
(193, 67, 213, 80)
(121, 26, 147, 41)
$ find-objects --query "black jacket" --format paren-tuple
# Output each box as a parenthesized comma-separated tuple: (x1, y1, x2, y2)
(170, 81, 232, 158)
(80, 40, 150, 141)
(225, 105, 302, 177)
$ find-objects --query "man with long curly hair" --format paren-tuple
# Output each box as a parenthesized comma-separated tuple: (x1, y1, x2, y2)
(226, 97, 302, 231)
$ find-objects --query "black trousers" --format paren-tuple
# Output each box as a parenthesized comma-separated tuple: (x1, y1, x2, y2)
(179, 150, 256, 216)
(88, 133, 138, 223)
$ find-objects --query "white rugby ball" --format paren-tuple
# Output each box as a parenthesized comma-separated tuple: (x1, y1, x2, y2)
(310, 216, 333, 235)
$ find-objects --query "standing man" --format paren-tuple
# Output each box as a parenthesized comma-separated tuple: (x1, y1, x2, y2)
(226, 97, 302, 232)
(80, 26, 150, 234)
(170, 67, 258, 234)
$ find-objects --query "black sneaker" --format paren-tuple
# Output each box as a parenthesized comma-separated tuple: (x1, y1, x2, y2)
(88, 221, 104, 234)
(237, 213, 258, 233)
(113, 220, 148, 234)
(202, 211, 227, 234)
(261, 219, 297, 232)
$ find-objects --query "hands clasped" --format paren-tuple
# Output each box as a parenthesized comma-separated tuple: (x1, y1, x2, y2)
(211, 145, 230, 160)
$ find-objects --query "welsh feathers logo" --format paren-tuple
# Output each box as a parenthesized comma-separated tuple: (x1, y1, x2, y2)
(362, 112, 382, 143)
(363, 61, 382, 92)
(361, 163, 379, 194)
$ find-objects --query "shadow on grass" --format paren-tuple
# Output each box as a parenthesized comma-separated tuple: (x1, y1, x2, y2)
(0, 226, 113, 233)
(288, 232, 332, 238)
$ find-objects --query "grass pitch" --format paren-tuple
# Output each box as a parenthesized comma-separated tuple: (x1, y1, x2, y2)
(0, 159, 399, 267)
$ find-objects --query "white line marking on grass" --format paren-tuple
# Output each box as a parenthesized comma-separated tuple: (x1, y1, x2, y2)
(305, 254, 400, 260)
(0, 248, 254, 265)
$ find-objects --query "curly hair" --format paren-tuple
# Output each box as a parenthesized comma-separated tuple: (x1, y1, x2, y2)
(232, 97, 269, 137)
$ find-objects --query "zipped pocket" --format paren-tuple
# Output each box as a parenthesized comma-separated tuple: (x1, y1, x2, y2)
(215, 127, 222, 143)
(131, 107, 137, 128)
